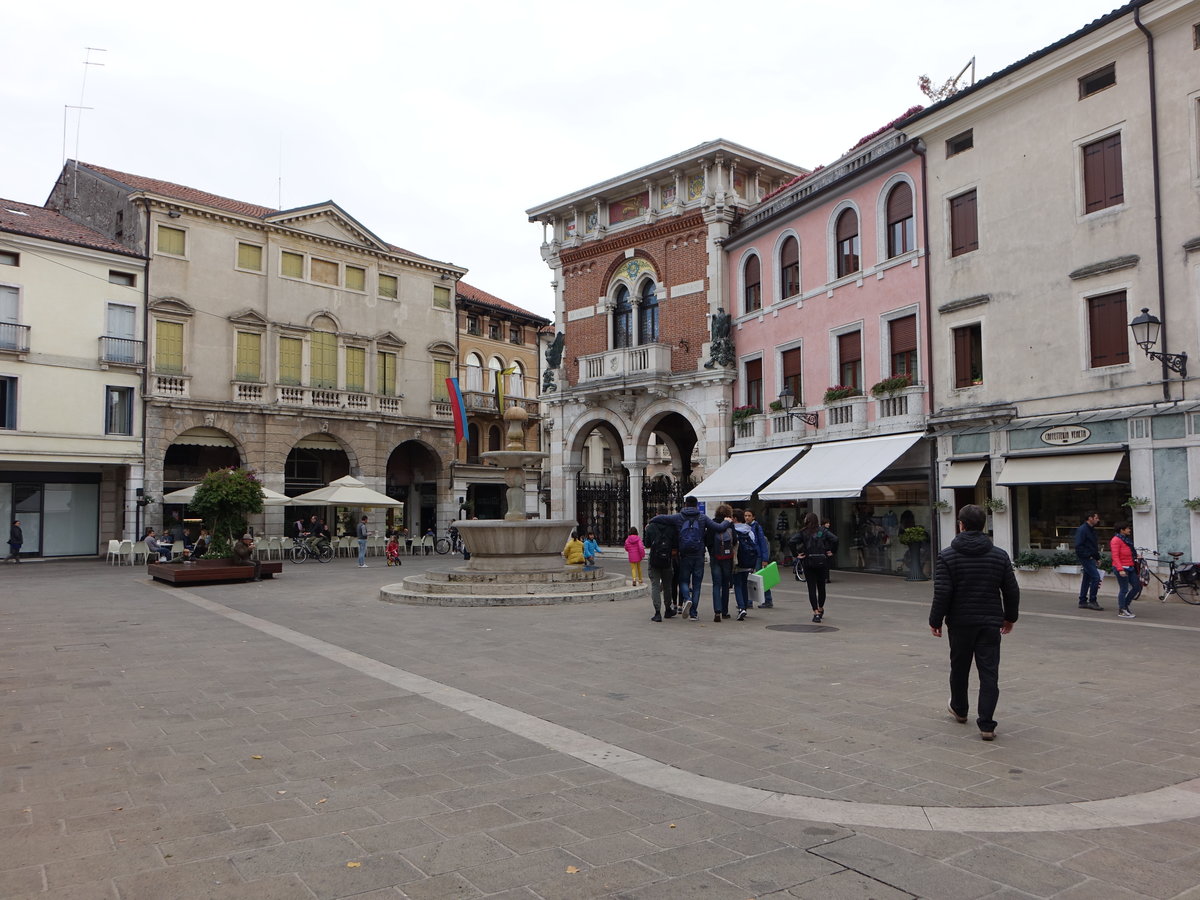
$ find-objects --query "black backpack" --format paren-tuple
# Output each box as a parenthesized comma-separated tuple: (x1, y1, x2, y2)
(736, 528, 759, 569)
(647, 523, 676, 569)
(678, 516, 704, 556)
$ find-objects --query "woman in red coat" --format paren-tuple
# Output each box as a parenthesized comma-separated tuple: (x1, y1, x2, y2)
(1109, 522, 1141, 618)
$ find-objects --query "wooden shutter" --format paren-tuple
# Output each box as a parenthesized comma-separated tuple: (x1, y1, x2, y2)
(838, 331, 861, 365)
(1083, 135, 1123, 213)
(782, 347, 802, 403)
(887, 184, 912, 225)
(345, 346, 365, 392)
(744, 255, 761, 312)
(154, 320, 183, 373)
(745, 358, 763, 408)
(279, 337, 302, 385)
(950, 191, 978, 256)
(433, 360, 451, 399)
(780, 237, 800, 297)
(890, 315, 917, 355)
(953, 326, 977, 388)
(376, 351, 395, 396)
(235, 332, 260, 380)
(836, 209, 858, 242)
(1088, 291, 1129, 367)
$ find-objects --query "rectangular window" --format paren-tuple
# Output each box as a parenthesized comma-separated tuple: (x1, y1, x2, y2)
(889, 315, 918, 378)
(237, 242, 264, 272)
(281, 251, 304, 279)
(105, 304, 137, 363)
(310, 331, 337, 388)
(745, 358, 763, 410)
(0, 376, 15, 429)
(345, 346, 365, 392)
(235, 331, 261, 381)
(433, 360, 451, 400)
(108, 270, 136, 286)
(379, 273, 398, 299)
(0, 251, 18, 267)
(1079, 63, 1116, 98)
(311, 258, 339, 286)
(949, 190, 978, 257)
(837, 331, 862, 389)
(154, 320, 184, 374)
(1083, 133, 1124, 213)
(105, 386, 134, 435)
(466, 315, 480, 335)
(278, 336, 302, 385)
(953, 324, 983, 388)
(1087, 290, 1130, 368)
(488, 322, 500, 340)
(377, 351, 396, 396)
(1, 285, 21, 349)
(510, 325, 522, 344)
(345, 266, 366, 292)
(781, 347, 802, 405)
(433, 285, 451, 309)
(946, 130, 974, 157)
(156, 225, 186, 257)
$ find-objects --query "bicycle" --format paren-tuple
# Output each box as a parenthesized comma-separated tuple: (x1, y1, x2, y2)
(434, 531, 465, 555)
(291, 538, 334, 564)
(1135, 548, 1200, 604)
(792, 556, 806, 582)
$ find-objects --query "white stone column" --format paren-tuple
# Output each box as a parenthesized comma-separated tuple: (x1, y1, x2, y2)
(562, 463, 582, 524)
(625, 461, 646, 531)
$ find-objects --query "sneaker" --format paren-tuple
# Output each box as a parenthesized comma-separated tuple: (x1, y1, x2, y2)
(812, 613, 821, 623)
(358, 564, 369, 568)
(651, 613, 663, 622)
(722, 613, 731, 619)
(759, 602, 774, 609)
(948, 701, 967, 724)
(714, 614, 722, 623)
(1117, 609, 1136, 618)
(980, 731, 996, 741)
(663, 611, 675, 619)
(689, 615, 698, 621)
(682, 600, 692, 617)
(1078, 602, 1089, 609)
(1086, 602, 1104, 611)
(736, 609, 747, 621)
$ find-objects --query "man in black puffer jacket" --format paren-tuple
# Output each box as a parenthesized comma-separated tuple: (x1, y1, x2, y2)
(930, 504, 1019, 741)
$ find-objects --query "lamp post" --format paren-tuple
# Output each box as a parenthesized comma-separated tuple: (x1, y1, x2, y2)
(1129, 308, 1187, 378)
(777, 386, 818, 427)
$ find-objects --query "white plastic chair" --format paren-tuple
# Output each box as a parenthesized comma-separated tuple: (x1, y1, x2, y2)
(132, 540, 149, 565)
(106, 540, 122, 565)
(279, 536, 294, 557)
(260, 537, 278, 560)
(118, 540, 135, 565)
(368, 534, 383, 557)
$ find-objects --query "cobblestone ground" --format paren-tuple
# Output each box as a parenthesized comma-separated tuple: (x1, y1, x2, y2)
(2, 551, 1200, 899)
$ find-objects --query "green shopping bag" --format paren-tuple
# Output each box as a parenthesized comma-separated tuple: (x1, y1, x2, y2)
(756, 561, 780, 591)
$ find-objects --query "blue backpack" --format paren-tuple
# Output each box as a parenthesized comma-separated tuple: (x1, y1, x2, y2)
(679, 517, 704, 556)
(736, 528, 759, 568)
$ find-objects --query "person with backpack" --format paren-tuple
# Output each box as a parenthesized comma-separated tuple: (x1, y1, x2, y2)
(707, 504, 736, 622)
(648, 496, 733, 621)
(743, 509, 774, 608)
(731, 508, 759, 621)
(624, 526, 646, 586)
(796, 512, 838, 622)
(644, 519, 677, 621)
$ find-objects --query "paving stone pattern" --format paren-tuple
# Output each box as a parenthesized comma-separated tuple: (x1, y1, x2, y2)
(2, 554, 1200, 898)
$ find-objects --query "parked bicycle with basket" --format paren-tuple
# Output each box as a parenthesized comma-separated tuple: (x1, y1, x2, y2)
(1136, 548, 1200, 604)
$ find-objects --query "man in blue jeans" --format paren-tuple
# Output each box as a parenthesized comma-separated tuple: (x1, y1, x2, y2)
(357, 515, 370, 568)
(1074, 511, 1103, 610)
(649, 496, 732, 620)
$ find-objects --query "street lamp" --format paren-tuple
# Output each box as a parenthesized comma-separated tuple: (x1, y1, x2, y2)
(1129, 308, 1187, 378)
(777, 385, 818, 427)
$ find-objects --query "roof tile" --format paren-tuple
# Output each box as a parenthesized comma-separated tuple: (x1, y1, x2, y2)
(0, 197, 143, 258)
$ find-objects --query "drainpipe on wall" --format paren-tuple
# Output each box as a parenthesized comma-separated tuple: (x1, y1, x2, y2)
(137, 198, 151, 540)
(1134, 6, 1170, 401)
(912, 138, 942, 547)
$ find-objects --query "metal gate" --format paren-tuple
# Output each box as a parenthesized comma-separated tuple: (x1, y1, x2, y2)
(576, 473, 628, 545)
(642, 474, 695, 524)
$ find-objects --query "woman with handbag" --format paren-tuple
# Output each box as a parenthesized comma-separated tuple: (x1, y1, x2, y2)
(796, 513, 838, 622)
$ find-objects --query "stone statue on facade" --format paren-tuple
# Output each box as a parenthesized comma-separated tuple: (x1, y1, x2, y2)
(704, 308, 734, 369)
(543, 332, 565, 392)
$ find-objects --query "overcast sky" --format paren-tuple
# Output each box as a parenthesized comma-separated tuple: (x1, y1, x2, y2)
(2, 0, 1114, 319)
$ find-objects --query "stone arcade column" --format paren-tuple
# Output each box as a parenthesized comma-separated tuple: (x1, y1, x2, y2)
(561, 464, 582, 526)
(625, 461, 646, 531)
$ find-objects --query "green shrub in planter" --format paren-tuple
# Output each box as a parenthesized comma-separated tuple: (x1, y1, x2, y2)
(870, 374, 913, 396)
(1013, 550, 1045, 569)
(899, 526, 928, 545)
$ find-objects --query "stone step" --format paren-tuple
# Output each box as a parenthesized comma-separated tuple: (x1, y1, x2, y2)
(390, 573, 628, 596)
(379, 575, 648, 607)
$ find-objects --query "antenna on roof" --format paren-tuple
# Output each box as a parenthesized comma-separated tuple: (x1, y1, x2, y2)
(62, 47, 106, 198)
(277, 135, 284, 210)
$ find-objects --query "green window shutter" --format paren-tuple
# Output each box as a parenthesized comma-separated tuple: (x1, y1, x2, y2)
(154, 320, 184, 373)
(235, 332, 261, 380)
(346, 347, 365, 392)
(279, 336, 302, 385)
(157, 226, 186, 256)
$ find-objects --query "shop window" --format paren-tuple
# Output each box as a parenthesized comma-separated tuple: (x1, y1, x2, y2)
(743, 255, 761, 313)
(744, 357, 763, 409)
(886, 184, 915, 257)
(156, 225, 186, 257)
(779, 236, 800, 299)
(377, 351, 396, 396)
(612, 286, 633, 349)
(638, 281, 659, 343)
(105, 386, 134, 435)
(837, 331, 862, 390)
(1079, 63, 1116, 99)
(379, 273, 398, 299)
(0, 376, 16, 429)
(154, 320, 184, 374)
(236, 243, 263, 272)
(1087, 290, 1129, 367)
(781, 346, 802, 405)
(1083, 133, 1123, 213)
(953, 324, 983, 387)
(235, 331, 261, 381)
(889, 315, 918, 377)
(279, 336, 302, 385)
(835, 209, 860, 277)
(950, 190, 978, 256)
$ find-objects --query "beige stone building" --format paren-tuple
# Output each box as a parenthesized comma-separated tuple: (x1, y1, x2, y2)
(451, 282, 549, 519)
(48, 162, 465, 539)
(0, 199, 146, 554)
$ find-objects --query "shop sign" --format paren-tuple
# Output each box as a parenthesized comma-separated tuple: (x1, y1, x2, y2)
(1040, 426, 1091, 446)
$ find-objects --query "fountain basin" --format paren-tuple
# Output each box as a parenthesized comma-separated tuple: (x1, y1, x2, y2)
(453, 518, 577, 573)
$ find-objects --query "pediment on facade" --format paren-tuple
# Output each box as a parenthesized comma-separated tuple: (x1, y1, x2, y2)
(427, 340, 456, 357)
(149, 296, 194, 317)
(375, 330, 406, 348)
(266, 202, 388, 252)
(228, 308, 269, 327)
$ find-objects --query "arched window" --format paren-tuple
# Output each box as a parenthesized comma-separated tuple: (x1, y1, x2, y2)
(467, 423, 481, 462)
(637, 281, 659, 344)
(487, 356, 503, 394)
(835, 209, 860, 278)
(488, 425, 502, 452)
(612, 286, 633, 348)
(311, 315, 337, 388)
(886, 183, 914, 257)
(465, 352, 483, 392)
(743, 255, 761, 313)
(508, 362, 524, 398)
(779, 236, 800, 299)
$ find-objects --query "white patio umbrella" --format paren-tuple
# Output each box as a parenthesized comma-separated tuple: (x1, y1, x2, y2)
(161, 483, 296, 506)
(287, 475, 402, 508)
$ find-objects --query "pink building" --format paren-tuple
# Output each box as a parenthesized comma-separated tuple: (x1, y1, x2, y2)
(704, 129, 933, 576)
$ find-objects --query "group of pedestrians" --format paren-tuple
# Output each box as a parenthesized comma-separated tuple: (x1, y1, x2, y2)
(1074, 510, 1143, 617)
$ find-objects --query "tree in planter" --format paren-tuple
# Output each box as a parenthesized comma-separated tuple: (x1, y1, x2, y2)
(899, 526, 929, 581)
(189, 468, 265, 559)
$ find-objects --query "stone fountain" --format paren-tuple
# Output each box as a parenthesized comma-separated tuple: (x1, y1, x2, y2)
(380, 405, 643, 606)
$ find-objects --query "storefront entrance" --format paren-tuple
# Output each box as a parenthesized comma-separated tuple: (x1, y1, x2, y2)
(0, 474, 100, 557)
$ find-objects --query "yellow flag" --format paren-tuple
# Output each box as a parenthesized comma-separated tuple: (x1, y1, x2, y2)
(495, 366, 517, 412)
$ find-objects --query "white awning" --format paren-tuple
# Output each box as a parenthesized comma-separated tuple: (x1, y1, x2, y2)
(172, 427, 236, 448)
(942, 459, 988, 489)
(996, 452, 1125, 486)
(689, 447, 806, 505)
(759, 432, 925, 501)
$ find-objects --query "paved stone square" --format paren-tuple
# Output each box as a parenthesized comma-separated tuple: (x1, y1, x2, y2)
(2, 551, 1200, 898)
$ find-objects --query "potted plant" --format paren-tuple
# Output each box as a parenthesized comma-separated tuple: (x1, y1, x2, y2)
(1050, 550, 1082, 575)
(898, 526, 929, 581)
(731, 405, 761, 423)
(822, 385, 861, 404)
(189, 467, 266, 559)
(1122, 496, 1152, 512)
(869, 373, 913, 397)
(932, 499, 952, 513)
(768, 399, 784, 412)
(1184, 498, 1200, 512)
(1013, 550, 1045, 571)
(983, 497, 1007, 513)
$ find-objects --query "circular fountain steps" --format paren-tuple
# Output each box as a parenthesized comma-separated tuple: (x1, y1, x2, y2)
(380, 569, 645, 607)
